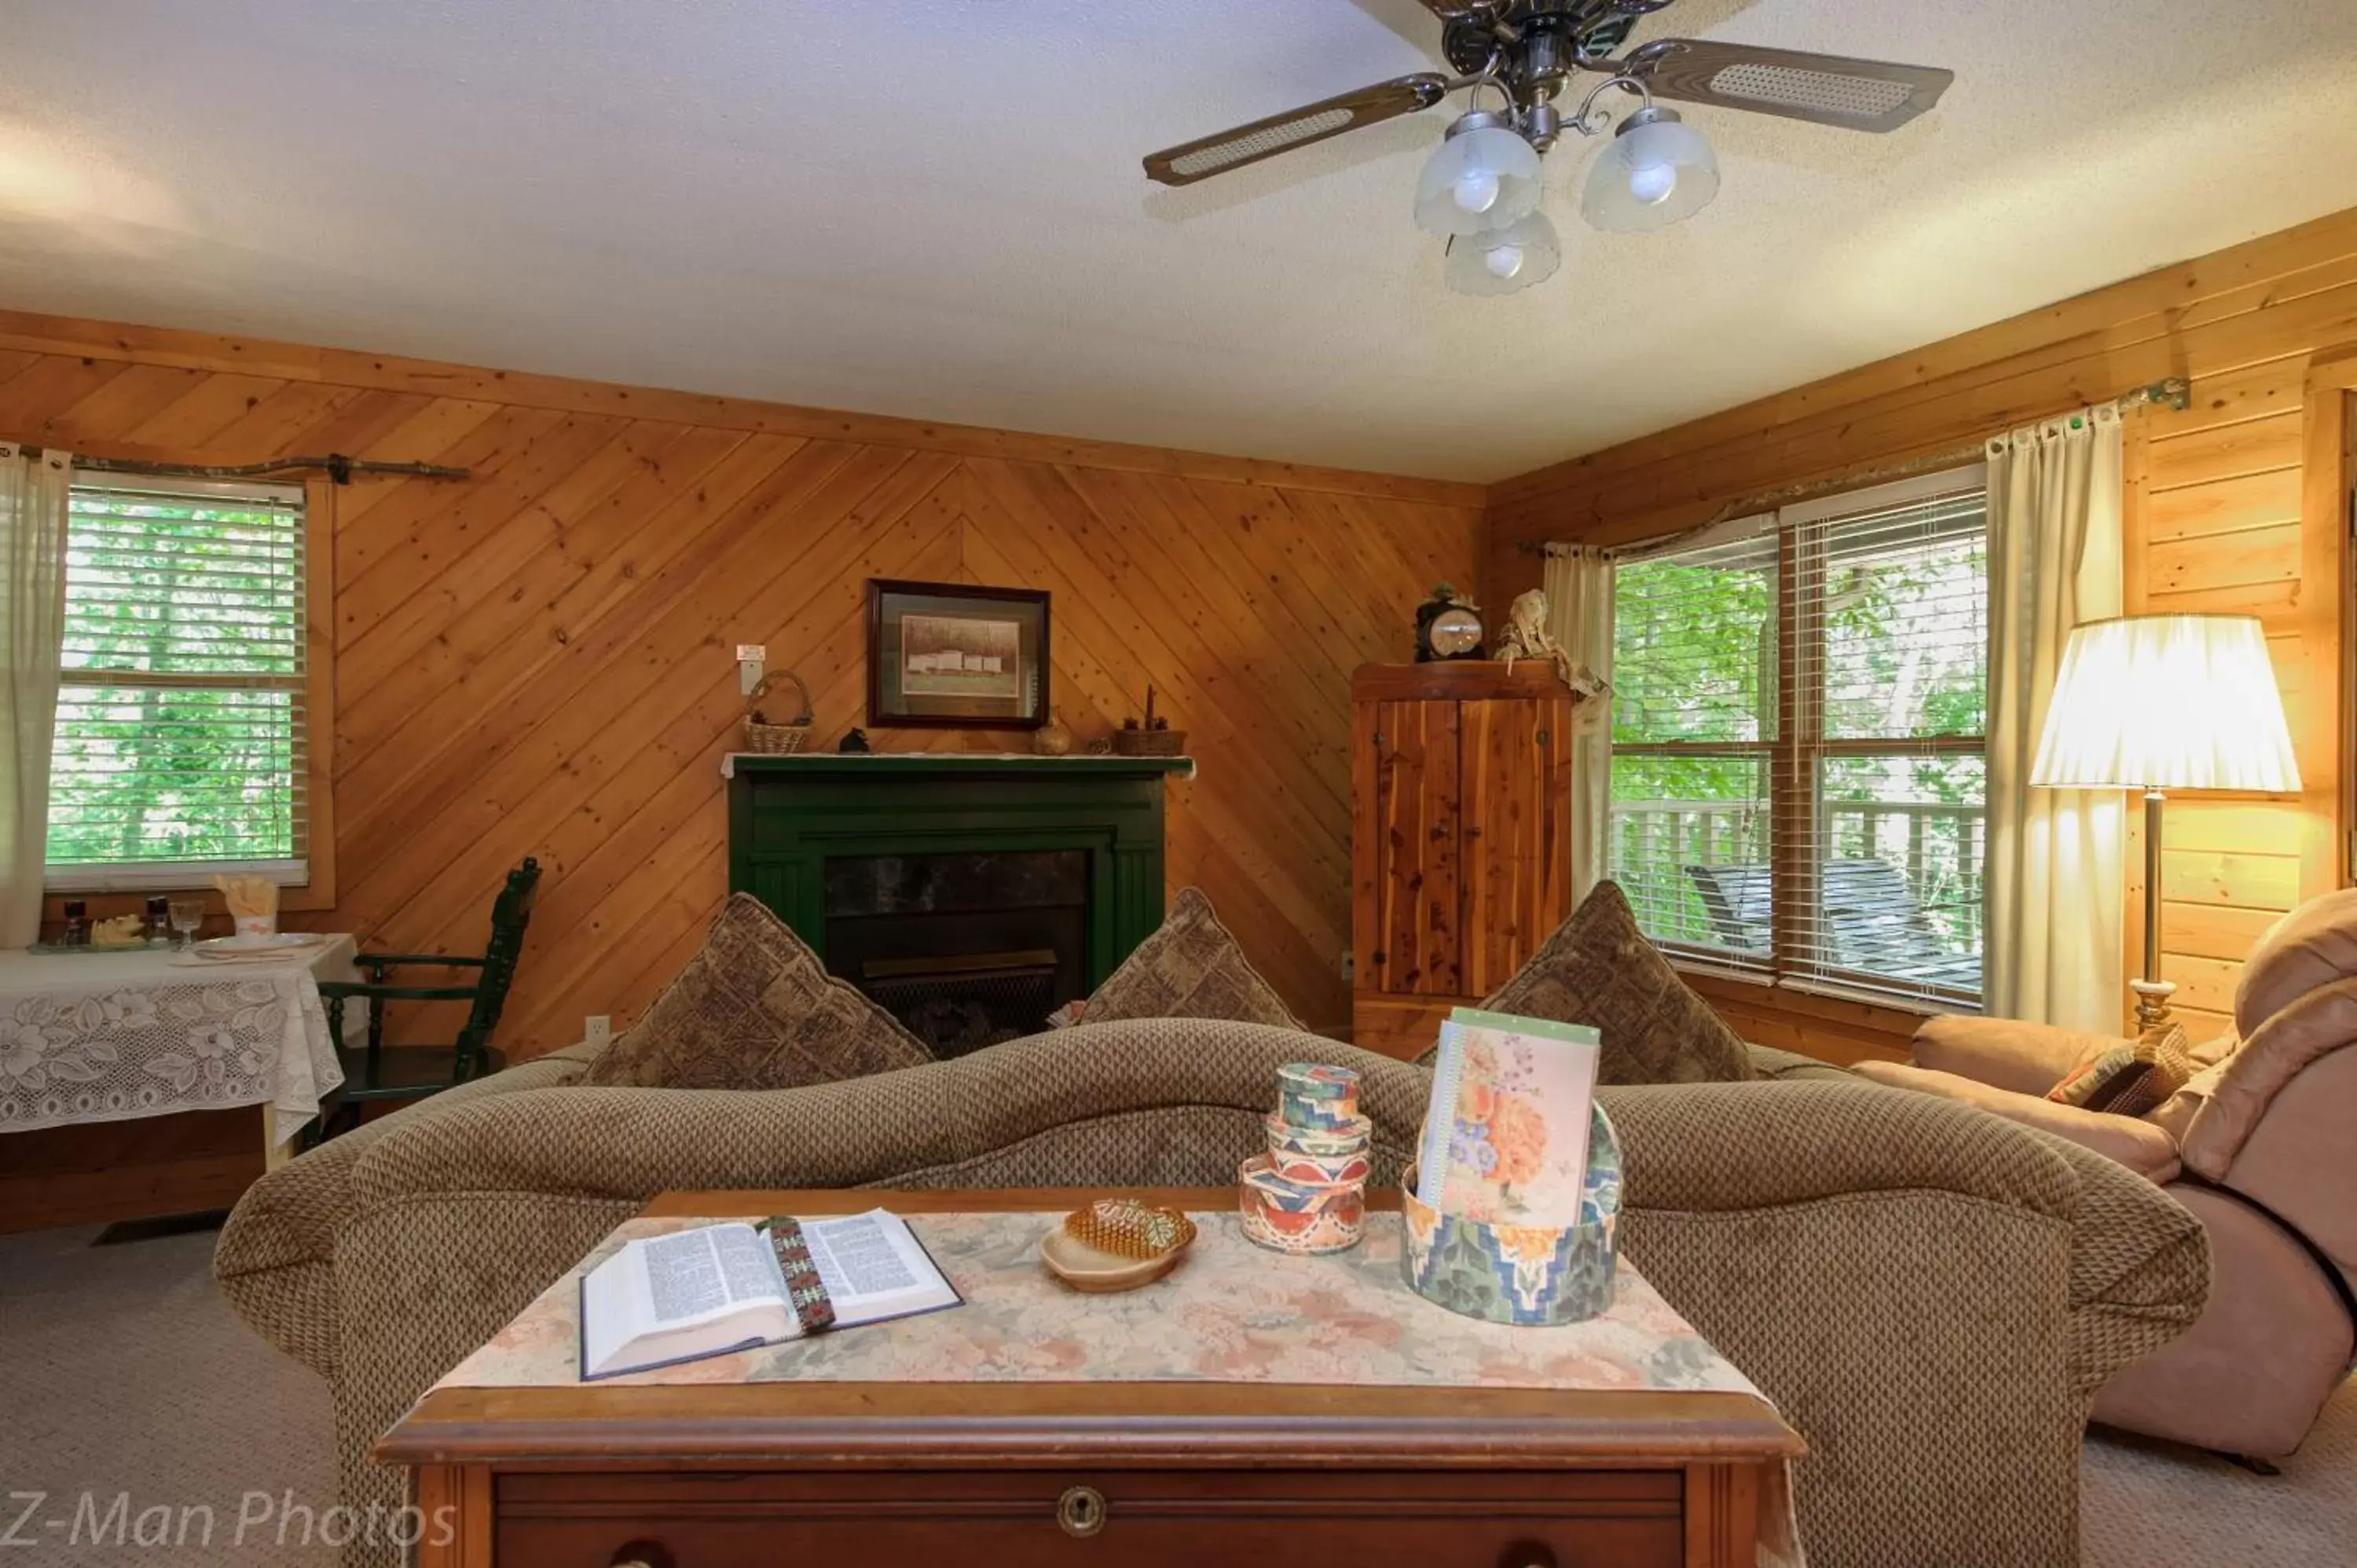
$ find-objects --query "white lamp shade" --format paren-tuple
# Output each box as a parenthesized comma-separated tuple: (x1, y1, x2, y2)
(2030, 614, 2300, 793)
(1415, 118, 1544, 236)
(1443, 211, 1561, 295)
(1581, 110, 1719, 233)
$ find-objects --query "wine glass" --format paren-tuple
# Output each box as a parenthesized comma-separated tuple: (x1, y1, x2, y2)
(167, 898, 206, 950)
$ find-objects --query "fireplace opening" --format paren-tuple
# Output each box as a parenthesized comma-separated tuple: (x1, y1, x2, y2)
(823, 850, 1088, 1057)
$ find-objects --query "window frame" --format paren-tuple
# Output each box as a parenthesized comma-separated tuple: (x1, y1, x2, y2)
(1612, 465, 1989, 1010)
(38, 472, 336, 911)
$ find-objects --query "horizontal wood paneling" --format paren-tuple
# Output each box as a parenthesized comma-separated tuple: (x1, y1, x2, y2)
(0, 316, 1479, 1053)
(1486, 203, 2357, 1057)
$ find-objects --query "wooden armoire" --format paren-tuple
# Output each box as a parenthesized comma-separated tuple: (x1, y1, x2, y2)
(1350, 662, 1578, 1058)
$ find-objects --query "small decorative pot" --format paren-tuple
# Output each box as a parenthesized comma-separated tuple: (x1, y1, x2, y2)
(1237, 1154, 1366, 1255)
(1267, 1148, 1372, 1187)
(1398, 1102, 1622, 1327)
(1263, 1111, 1373, 1160)
(1274, 1062, 1360, 1131)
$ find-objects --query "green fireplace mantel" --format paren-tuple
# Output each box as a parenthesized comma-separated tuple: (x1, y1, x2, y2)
(724, 753, 1193, 988)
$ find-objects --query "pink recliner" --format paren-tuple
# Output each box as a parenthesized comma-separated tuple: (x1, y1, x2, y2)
(1856, 888, 2357, 1460)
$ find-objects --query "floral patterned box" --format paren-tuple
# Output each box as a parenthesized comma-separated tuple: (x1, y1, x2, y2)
(1399, 1101, 1622, 1327)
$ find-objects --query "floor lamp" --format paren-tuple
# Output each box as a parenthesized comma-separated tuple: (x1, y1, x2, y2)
(2029, 614, 2301, 1029)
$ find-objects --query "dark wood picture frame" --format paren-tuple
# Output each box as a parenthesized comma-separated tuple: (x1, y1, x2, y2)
(865, 578, 1050, 731)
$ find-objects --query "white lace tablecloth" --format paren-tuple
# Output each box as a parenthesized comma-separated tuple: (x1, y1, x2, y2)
(0, 936, 354, 1135)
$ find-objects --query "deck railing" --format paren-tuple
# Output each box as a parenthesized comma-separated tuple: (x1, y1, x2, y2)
(1609, 797, 1986, 968)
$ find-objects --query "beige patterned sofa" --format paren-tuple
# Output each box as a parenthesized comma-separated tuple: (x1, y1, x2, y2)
(215, 1022, 2206, 1568)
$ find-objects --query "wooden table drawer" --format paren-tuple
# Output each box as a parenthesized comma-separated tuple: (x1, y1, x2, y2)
(495, 1468, 1687, 1568)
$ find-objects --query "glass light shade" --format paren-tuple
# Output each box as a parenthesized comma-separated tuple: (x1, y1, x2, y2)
(1415, 114, 1544, 236)
(1581, 108, 1719, 233)
(1443, 211, 1560, 295)
(2030, 614, 2300, 793)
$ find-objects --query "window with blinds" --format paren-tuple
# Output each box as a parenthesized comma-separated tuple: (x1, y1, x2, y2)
(44, 475, 310, 892)
(1608, 466, 1988, 1006)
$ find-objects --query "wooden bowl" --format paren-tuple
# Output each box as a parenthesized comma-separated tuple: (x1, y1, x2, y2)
(1039, 1226, 1189, 1292)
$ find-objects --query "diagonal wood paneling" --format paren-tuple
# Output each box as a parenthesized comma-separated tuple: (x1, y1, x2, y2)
(3, 315, 1480, 1050)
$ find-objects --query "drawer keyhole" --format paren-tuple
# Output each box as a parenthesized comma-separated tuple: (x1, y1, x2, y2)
(1057, 1484, 1107, 1538)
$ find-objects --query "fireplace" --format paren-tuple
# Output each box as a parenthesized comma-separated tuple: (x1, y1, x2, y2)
(823, 850, 1089, 1056)
(724, 753, 1191, 1050)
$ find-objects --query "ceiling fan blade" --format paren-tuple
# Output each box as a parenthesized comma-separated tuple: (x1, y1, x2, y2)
(1413, 1, 1509, 20)
(1617, 39, 1954, 133)
(1143, 73, 1451, 186)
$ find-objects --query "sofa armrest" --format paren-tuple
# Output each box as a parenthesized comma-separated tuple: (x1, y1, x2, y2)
(1852, 1060, 2182, 1181)
(1593, 1081, 2206, 1566)
(2007, 1126, 2213, 1395)
(1909, 1015, 2121, 1096)
(211, 1039, 604, 1378)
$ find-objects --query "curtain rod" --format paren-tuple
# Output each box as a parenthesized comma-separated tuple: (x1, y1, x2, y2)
(1516, 375, 2190, 558)
(51, 451, 471, 485)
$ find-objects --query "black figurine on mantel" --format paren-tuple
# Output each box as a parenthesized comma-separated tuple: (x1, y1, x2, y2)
(838, 728, 871, 753)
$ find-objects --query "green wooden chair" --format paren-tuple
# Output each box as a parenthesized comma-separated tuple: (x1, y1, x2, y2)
(306, 857, 541, 1145)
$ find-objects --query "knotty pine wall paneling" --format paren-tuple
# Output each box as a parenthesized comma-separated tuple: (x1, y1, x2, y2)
(1486, 204, 2357, 1059)
(0, 310, 1481, 1053)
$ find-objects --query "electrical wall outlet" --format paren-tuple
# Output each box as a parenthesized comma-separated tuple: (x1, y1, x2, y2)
(1339, 948, 1354, 987)
(584, 1014, 613, 1047)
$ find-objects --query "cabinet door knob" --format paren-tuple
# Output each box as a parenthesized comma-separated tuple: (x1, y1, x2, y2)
(1058, 1484, 1108, 1537)
(610, 1542, 673, 1568)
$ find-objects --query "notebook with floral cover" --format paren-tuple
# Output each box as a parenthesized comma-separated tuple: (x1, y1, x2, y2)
(1413, 1008, 1601, 1226)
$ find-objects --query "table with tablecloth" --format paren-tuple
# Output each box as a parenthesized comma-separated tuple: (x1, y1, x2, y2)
(0, 936, 354, 1163)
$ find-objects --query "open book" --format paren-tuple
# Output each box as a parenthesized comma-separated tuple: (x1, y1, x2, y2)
(579, 1209, 960, 1380)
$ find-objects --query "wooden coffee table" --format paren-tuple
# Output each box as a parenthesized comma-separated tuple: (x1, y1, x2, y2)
(379, 1188, 1802, 1568)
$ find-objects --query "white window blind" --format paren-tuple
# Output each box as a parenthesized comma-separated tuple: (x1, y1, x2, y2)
(1608, 519, 1778, 960)
(1608, 467, 1988, 1006)
(44, 474, 310, 892)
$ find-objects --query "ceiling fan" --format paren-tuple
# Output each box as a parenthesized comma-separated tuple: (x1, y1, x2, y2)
(1143, 1, 1954, 295)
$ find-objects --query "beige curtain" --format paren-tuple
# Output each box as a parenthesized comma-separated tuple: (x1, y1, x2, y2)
(1542, 544, 1615, 902)
(1985, 405, 2124, 1030)
(2, 443, 72, 947)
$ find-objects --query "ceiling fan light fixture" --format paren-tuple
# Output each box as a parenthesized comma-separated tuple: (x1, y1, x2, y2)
(1444, 211, 1560, 296)
(1581, 105, 1719, 233)
(1414, 110, 1544, 236)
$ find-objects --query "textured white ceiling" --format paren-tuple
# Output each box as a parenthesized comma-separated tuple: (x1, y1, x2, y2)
(2, 2, 2355, 482)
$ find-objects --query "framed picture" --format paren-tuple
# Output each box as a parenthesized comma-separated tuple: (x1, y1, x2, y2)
(866, 579, 1050, 730)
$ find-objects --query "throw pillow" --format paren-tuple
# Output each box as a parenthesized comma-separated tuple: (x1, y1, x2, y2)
(2045, 1024, 2192, 1117)
(1080, 887, 1303, 1030)
(1475, 880, 1756, 1085)
(581, 892, 931, 1090)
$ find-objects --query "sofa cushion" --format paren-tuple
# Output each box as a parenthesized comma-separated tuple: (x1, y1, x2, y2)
(1853, 1059, 2183, 1181)
(1079, 887, 1303, 1030)
(1479, 880, 1754, 1085)
(2045, 1024, 2190, 1117)
(581, 892, 930, 1090)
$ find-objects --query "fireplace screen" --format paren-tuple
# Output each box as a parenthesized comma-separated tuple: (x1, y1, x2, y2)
(823, 851, 1087, 1056)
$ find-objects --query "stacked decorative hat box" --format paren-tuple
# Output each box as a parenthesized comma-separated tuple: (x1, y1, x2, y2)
(1237, 1063, 1372, 1254)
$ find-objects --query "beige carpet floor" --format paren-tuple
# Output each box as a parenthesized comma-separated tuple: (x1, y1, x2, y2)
(1, 1221, 2349, 1566)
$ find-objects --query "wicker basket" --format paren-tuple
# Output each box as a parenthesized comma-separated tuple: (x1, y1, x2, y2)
(1112, 727, 1186, 757)
(742, 670, 814, 755)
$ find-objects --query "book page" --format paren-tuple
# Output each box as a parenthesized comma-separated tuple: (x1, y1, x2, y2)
(799, 1210, 960, 1326)
(640, 1224, 783, 1323)
(580, 1223, 793, 1380)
